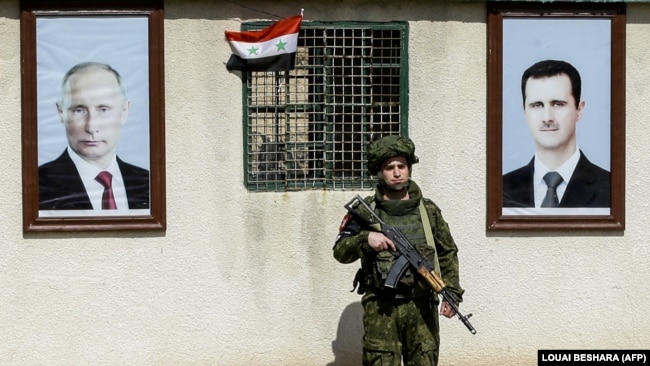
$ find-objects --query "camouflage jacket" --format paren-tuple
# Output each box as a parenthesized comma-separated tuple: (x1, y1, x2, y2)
(333, 180, 465, 301)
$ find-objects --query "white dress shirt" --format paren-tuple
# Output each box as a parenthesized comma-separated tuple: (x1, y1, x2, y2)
(532, 148, 581, 208)
(67, 147, 129, 210)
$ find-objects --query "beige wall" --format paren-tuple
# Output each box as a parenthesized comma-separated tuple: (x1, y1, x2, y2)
(1, 1, 648, 365)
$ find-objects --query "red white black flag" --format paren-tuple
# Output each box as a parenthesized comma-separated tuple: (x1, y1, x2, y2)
(225, 15, 302, 72)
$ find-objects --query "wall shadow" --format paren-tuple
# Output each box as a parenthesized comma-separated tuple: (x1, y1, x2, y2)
(327, 301, 364, 366)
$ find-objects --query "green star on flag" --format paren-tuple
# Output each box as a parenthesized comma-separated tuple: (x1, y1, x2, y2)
(275, 39, 287, 52)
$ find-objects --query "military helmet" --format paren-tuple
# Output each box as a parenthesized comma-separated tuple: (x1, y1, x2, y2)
(367, 135, 419, 174)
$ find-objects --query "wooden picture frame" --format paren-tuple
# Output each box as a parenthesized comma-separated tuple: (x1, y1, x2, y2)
(21, 0, 165, 232)
(486, 2, 625, 231)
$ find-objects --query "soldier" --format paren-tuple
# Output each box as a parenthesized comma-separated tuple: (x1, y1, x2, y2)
(333, 135, 465, 366)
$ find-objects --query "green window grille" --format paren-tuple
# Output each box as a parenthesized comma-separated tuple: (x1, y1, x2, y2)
(242, 21, 409, 191)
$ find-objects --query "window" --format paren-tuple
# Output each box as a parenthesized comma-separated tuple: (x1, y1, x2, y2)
(243, 21, 409, 191)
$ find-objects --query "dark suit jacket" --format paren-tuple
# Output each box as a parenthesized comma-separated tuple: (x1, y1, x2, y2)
(503, 150, 610, 208)
(39, 150, 150, 210)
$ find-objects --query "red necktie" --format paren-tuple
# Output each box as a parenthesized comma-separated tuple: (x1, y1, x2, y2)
(95, 171, 117, 210)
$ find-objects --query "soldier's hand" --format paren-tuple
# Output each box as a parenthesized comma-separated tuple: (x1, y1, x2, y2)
(367, 232, 396, 252)
(440, 301, 457, 318)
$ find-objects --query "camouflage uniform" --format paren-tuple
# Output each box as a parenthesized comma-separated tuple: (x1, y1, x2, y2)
(333, 136, 464, 366)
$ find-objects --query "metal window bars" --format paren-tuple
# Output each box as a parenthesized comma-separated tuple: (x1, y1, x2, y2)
(245, 24, 406, 191)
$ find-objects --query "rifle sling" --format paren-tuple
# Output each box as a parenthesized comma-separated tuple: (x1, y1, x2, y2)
(419, 199, 441, 276)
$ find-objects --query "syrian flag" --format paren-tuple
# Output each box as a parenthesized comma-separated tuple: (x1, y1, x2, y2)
(225, 15, 302, 72)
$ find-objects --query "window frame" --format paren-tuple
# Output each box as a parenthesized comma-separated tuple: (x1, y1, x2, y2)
(240, 20, 410, 192)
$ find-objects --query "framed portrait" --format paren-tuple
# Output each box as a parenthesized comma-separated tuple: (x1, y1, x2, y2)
(486, 2, 625, 231)
(21, 0, 165, 232)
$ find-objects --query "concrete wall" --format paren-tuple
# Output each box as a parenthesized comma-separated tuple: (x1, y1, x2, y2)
(1, 1, 648, 365)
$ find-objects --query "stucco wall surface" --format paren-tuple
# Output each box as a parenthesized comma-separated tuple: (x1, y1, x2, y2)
(0, 1, 648, 365)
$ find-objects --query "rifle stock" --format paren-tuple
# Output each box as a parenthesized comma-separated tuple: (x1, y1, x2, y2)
(345, 195, 477, 335)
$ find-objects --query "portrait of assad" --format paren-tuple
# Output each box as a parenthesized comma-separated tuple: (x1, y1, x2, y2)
(502, 59, 610, 210)
(499, 17, 612, 216)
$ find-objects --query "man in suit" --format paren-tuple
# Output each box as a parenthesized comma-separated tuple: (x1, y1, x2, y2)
(503, 60, 610, 208)
(39, 62, 149, 211)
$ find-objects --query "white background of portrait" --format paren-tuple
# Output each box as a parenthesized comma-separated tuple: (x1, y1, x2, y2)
(502, 18, 611, 174)
(37, 16, 150, 170)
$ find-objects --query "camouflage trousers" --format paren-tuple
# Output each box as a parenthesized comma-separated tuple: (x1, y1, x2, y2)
(361, 292, 440, 366)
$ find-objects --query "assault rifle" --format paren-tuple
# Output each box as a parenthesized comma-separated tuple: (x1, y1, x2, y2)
(344, 195, 477, 335)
